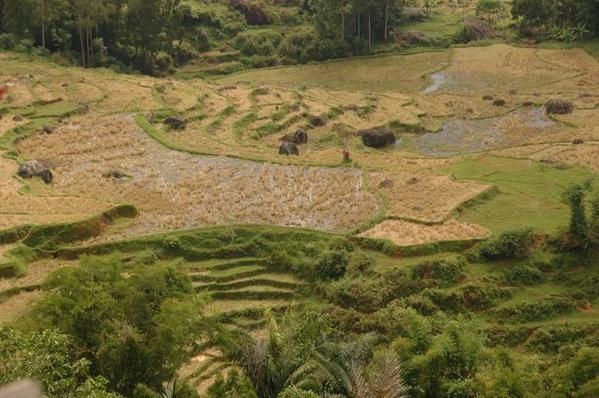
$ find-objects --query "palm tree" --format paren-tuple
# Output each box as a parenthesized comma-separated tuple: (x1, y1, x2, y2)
(216, 310, 408, 398)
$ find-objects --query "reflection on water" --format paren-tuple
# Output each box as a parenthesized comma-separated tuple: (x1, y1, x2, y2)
(397, 108, 556, 157)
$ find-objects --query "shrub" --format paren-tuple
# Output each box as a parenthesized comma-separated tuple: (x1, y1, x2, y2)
(347, 252, 375, 274)
(313, 249, 349, 280)
(454, 19, 495, 43)
(503, 264, 545, 285)
(154, 51, 174, 76)
(494, 297, 576, 323)
(412, 255, 466, 284)
(0, 33, 16, 49)
(476, 228, 535, 261)
(232, 30, 282, 56)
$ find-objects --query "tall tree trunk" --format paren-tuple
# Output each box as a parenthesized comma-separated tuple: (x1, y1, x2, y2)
(384, 3, 389, 42)
(78, 27, 86, 67)
(41, 0, 46, 49)
(341, 12, 345, 41)
(357, 13, 361, 40)
(368, 9, 372, 49)
(41, 19, 46, 49)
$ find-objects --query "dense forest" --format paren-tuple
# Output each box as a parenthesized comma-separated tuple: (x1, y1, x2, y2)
(0, 0, 598, 76)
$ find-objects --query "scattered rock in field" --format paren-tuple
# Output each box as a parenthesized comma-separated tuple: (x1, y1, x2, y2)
(540, 159, 557, 165)
(279, 141, 299, 156)
(545, 99, 574, 115)
(17, 160, 53, 184)
(217, 85, 237, 92)
(61, 82, 69, 87)
(482, 95, 493, 101)
(164, 116, 187, 130)
(281, 128, 308, 145)
(522, 101, 535, 107)
(103, 170, 131, 181)
(407, 177, 419, 185)
(378, 179, 393, 189)
(359, 127, 396, 149)
(12, 115, 23, 122)
(572, 139, 584, 145)
(42, 126, 55, 134)
(309, 115, 327, 127)
(509, 89, 517, 95)
(492, 99, 506, 107)
(252, 85, 270, 96)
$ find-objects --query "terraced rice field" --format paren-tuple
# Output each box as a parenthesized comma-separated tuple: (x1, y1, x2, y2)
(177, 256, 305, 392)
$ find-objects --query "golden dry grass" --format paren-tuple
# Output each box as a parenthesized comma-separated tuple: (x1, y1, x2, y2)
(359, 218, 489, 247)
(0, 290, 41, 324)
(17, 115, 382, 239)
(0, 44, 597, 244)
(369, 171, 491, 223)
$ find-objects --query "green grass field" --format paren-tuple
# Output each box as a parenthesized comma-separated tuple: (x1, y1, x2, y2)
(445, 155, 596, 233)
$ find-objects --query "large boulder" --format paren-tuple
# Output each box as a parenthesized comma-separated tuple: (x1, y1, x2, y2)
(309, 115, 327, 127)
(165, 116, 187, 130)
(281, 128, 308, 145)
(279, 141, 299, 156)
(359, 127, 396, 149)
(545, 99, 574, 115)
(17, 160, 53, 184)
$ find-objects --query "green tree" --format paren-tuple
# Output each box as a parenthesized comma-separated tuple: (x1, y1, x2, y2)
(0, 327, 121, 398)
(566, 184, 590, 250)
(30, 255, 206, 396)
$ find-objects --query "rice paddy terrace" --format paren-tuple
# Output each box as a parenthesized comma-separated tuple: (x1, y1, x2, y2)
(1, 43, 599, 395)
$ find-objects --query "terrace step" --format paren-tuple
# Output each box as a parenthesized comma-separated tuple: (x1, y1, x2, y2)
(184, 257, 264, 271)
(194, 275, 302, 292)
(190, 265, 268, 283)
(210, 287, 297, 301)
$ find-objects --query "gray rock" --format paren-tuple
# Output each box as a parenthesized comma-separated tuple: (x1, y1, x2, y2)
(279, 141, 299, 156)
(17, 160, 53, 184)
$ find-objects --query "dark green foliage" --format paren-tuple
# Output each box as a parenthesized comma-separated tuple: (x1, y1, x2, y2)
(512, 0, 599, 36)
(30, 255, 205, 396)
(502, 264, 545, 285)
(494, 297, 576, 322)
(232, 30, 282, 56)
(476, 228, 535, 261)
(313, 248, 349, 280)
(413, 255, 466, 285)
(0, 327, 121, 398)
(206, 370, 257, 398)
(567, 184, 590, 249)
(526, 324, 596, 353)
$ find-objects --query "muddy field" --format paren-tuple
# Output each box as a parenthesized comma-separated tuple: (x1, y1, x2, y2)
(17, 115, 382, 239)
(1, 44, 598, 246)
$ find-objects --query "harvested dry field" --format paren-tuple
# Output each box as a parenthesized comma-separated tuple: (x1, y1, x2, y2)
(16, 115, 382, 239)
(369, 171, 491, 223)
(359, 219, 490, 247)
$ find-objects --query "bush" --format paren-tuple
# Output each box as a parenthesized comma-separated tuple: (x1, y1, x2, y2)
(476, 228, 535, 261)
(494, 297, 576, 323)
(0, 33, 16, 50)
(412, 255, 466, 285)
(503, 264, 545, 285)
(347, 252, 375, 274)
(279, 30, 346, 64)
(154, 51, 174, 76)
(233, 30, 282, 56)
(313, 249, 349, 280)
(454, 19, 495, 43)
